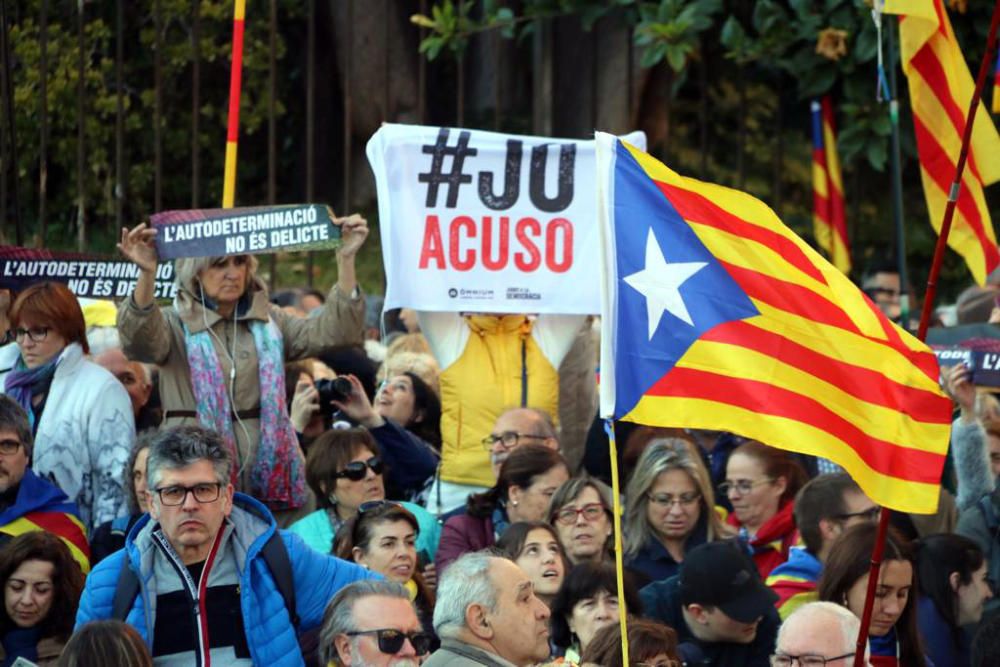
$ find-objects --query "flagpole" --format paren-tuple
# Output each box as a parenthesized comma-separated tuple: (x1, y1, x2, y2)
(604, 420, 630, 666)
(853, 4, 1000, 665)
(886, 20, 909, 327)
(222, 0, 246, 208)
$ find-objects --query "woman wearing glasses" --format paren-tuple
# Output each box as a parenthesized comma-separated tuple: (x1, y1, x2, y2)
(0, 282, 134, 531)
(623, 438, 733, 585)
(117, 217, 369, 519)
(333, 502, 438, 650)
(288, 428, 440, 564)
(724, 440, 807, 579)
(436, 445, 570, 573)
(547, 478, 614, 566)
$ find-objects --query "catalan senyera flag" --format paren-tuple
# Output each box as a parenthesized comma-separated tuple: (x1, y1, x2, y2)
(884, 0, 1000, 285)
(595, 133, 952, 514)
(811, 97, 850, 274)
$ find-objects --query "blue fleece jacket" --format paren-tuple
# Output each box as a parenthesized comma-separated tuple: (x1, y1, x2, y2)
(75, 493, 378, 667)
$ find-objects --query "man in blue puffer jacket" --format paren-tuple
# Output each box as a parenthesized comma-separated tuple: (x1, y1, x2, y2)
(76, 425, 377, 666)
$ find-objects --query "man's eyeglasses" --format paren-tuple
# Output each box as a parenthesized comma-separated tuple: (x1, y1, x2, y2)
(648, 491, 701, 508)
(0, 439, 22, 456)
(481, 431, 547, 450)
(12, 327, 50, 343)
(770, 651, 855, 666)
(155, 482, 223, 506)
(334, 456, 383, 481)
(343, 628, 433, 655)
(719, 478, 774, 496)
(554, 502, 606, 525)
(834, 506, 881, 522)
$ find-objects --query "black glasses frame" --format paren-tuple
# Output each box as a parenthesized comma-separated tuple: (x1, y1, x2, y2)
(12, 326, 50, 343)
(0, 439, 22, 456)
(154, 482, 223, 506)
(343, 628, 432, 655)
(770, 651, 855, 667)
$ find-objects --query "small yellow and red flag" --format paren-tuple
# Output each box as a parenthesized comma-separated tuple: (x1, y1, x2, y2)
(811, 96, 850, 274)
(885, 0, 1000, 284)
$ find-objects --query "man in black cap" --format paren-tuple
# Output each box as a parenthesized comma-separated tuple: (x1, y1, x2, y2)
(639, 540, 781, 667)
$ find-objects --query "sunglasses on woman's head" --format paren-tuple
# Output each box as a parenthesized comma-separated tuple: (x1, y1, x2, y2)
(334, 456, 383, 481)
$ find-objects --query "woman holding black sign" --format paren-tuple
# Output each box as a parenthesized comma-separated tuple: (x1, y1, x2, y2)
(115, 216, 368, 519)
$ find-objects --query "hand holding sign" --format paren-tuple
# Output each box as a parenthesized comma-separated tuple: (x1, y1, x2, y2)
(117, 223, 159, 273)
(336, 214, 369, 260)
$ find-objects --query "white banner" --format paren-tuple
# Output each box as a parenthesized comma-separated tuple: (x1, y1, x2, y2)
(367, 123, 646, 314)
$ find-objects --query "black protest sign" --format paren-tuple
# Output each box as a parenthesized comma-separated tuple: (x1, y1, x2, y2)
(150, 204, 341, 260)
(0, 246, 177, 299)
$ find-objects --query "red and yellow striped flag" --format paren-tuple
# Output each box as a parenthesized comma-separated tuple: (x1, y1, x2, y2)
(811, 97, 850, 273)
(597, 134, 953, 514)
(885, 0, 1000, 284)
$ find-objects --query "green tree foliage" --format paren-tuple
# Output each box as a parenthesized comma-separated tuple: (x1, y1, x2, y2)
(5, 0, 297, 251)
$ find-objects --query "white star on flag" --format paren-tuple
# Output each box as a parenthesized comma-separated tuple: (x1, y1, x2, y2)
(623, 228, 707, 340)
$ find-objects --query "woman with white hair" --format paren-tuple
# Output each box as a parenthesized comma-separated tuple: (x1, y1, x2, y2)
(115, 218, 368, 515)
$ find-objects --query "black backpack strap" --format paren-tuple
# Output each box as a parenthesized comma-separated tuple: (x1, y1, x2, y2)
(111, 559, 141, 621)
(261, 530, 299, 629)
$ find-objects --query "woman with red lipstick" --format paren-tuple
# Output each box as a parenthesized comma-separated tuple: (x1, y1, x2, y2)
(723, 440, 806, 579)
(818, 522, 927, 667)
(0, 532, 84, 666)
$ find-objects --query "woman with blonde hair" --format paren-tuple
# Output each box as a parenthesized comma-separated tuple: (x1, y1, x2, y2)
(623, 438, 732, 584)
(116, 217, 368, 516)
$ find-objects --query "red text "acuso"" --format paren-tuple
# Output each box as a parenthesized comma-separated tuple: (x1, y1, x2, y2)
(418, 215, 574, 273)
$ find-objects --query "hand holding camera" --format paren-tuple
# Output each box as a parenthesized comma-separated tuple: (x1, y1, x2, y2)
(321, 374, 384, 429)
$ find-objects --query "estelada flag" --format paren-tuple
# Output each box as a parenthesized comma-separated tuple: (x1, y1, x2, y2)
(885, 0, 1000, 285)
(811, 97, 850, 274)
(595, 133, 952, 514)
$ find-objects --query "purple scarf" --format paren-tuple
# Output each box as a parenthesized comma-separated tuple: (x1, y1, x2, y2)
(4, 354, 60, 430)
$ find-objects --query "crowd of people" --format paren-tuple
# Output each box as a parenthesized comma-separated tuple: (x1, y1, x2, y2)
(0, 224, 997, 667)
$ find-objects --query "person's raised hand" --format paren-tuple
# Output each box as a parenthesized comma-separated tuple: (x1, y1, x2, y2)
(330, 373, 383, 429)
(946, 362, 978, 421)
(335, 214, 369, 259)
(118, 223, 159, 273)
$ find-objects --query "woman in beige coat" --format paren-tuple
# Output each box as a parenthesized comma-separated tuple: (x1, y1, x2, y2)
(116, 216, 368, 514)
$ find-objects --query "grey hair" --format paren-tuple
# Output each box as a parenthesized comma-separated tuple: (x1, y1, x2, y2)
(433, 551, 502, 638)
(145, 426, 232, 493)
(777, 601, 869, 661)
(0, 395, 32, 458)
(318, 580, 411, 665)
(623, 438, 727, 558)
(174, 255, 260, 296)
